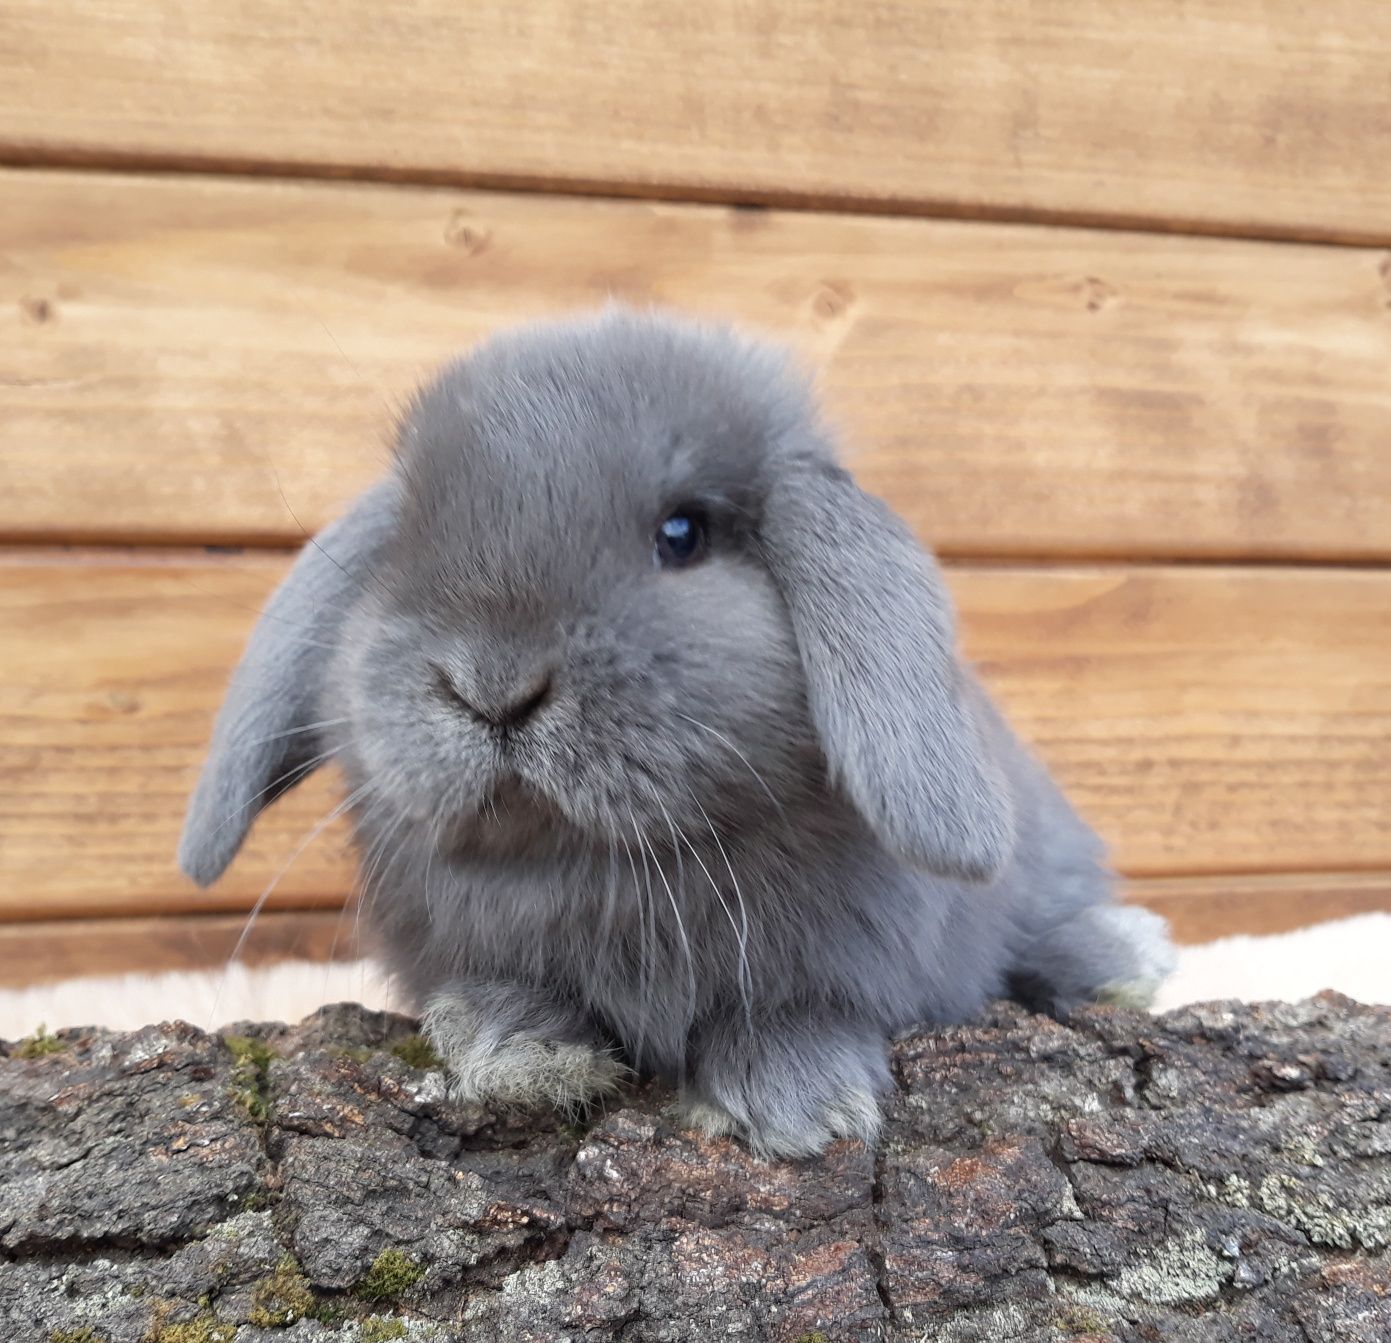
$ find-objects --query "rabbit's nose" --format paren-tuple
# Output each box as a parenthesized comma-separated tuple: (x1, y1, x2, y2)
(433, 663, 553, 731)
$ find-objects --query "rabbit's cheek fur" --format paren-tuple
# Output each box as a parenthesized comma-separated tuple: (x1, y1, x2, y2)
(334, 550, 812, 849)
(328, 598, 502, 827)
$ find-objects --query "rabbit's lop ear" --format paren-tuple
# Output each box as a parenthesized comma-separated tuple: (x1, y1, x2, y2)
(763, 457, 1014, 882)
(177, 479, 399, 887)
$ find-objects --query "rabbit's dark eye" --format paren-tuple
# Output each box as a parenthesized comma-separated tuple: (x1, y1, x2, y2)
(654, 511, 706, 569)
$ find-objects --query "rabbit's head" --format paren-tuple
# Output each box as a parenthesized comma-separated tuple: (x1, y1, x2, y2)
(180, 308, 1013, 887)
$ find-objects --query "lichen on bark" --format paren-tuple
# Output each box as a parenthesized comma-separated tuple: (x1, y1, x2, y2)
(2, 995, 1388, 1341)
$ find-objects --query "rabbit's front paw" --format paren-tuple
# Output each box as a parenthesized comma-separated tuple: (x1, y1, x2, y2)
(682, 1021, 889, 1159)
(423, 989, 627, 1112)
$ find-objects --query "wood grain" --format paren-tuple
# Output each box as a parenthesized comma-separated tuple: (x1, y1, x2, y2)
(0, 910, 358, 988)
(5, 170, 1391, 561)
(0, 553, 357, 920)
(962, 564, 1391, 879)
(1, 3, 1389, 241)
(2, 553, 1387, 920)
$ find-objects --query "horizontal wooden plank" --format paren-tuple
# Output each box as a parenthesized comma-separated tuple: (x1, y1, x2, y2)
(4, 171, 1391, 562)
(962, 565, 1391, 878)
(7, 873, 1388, 987)
(1, 3, 1389, 241)
(0, 911, 358, 989)
(0, 554, 357, 920)
(2, 555, 1387, 920)
(1124, 872, 1391, 947)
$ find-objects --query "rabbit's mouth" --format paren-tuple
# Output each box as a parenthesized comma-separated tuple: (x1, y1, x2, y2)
(478, 775, 535, 816)
(437, 771, 580, 859)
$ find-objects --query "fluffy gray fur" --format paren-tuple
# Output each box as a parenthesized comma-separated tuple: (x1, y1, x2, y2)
(180, 307, 1174, 1158)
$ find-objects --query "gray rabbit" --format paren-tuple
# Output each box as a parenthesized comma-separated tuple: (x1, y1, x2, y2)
(181, 307, 1174, 1158)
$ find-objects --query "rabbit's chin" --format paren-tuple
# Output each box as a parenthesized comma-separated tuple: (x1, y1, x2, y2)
(431, 773, 596, 860)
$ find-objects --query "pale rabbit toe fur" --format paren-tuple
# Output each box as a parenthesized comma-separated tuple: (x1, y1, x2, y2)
(422, 991, 629, 1111)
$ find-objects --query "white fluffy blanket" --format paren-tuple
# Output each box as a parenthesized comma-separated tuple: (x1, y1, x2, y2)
(4, 913, 1388, 1040)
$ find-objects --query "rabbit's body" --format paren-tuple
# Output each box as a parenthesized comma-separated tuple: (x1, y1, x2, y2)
(183, 308, 1173, 1157)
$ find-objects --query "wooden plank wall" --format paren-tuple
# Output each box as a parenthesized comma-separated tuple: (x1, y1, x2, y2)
(1, 2, 1388, 987)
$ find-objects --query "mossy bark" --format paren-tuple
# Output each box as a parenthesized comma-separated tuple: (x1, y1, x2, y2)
(2, 996, 1388, 1341)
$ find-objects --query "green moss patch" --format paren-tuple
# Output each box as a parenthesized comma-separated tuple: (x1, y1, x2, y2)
(142, 1307, 235, 1343)
(308, 1298, 355, 1326)
(17, 1024, 65, 1059)
(389, 1035, 443, 1070)
(361, 1319, 409, 1343)
(1056, 1302, 1110, 1335)
(223, 1034, 277, 1124)
(248, 1255, 315, 1327)
(326, 1044, 376, 1064)
(356, 1249, 425, 1303)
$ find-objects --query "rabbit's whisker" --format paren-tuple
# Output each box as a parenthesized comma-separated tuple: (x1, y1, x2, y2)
(652, 795, 709, 1023)
(178, 576, 356, 647)
(243, 718, 351, 750)
(600, 829, 621, 945)
(422, 827, 438, 923)
(201, 745, 343, 845)
(639, 811, 696, 1052)
(674, 713, 787, 819)
(211, 780, 372, 1030)
(621, 814, 655, 1069)
(686, 791, 754, 1024)
(324, 787, 387, 990)
(352, 804, 411, 981)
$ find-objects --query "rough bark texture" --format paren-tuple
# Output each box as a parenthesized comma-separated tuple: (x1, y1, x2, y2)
(2, 994, 1388, 1342)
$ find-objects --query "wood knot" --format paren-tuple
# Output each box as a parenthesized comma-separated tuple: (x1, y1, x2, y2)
(444, 210, 491, 256)
(1378, 254, 1391, 309)
(20, 296, 54, 325)
(728, 202, 769, 232)
(811, 280, 855, 321)
(1081, 276, 1117, 312)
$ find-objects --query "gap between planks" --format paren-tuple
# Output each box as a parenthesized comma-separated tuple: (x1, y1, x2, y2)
(2, 150, 1389, 253)
(5, 1, 1391, 243)
(3, 555, 1390, 912)
(5, 168, 1391, 561)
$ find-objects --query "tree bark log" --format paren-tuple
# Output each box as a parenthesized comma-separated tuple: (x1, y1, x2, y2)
(3, 995, 1388, 1342)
